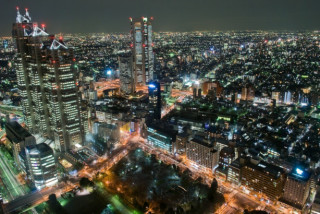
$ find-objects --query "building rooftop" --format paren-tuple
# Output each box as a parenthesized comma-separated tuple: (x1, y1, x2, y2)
(147, 123, 177, 138)
(288, 168, 311, 182)
(245, 160, 285, 179)
(5, 121, 32, 143)
(177, 132, 189, 138)
(26, 143, 53, 155)
(190, 138, 214, 148)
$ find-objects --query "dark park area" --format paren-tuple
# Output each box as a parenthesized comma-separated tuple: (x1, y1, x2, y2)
(98, 149, 225, 213)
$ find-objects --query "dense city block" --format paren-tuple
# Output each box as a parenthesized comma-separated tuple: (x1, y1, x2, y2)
(0, 5, 319, 214)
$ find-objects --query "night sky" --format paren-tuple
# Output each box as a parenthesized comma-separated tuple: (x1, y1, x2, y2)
(1, 0, 320, 35)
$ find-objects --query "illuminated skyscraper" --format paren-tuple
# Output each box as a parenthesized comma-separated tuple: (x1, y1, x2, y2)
(119, 53, 135, 95)
(148, 81, 161, 120)
(12, 8, 85, 152)
(12, 7, 50, 137)
(130, 17, 154, 85)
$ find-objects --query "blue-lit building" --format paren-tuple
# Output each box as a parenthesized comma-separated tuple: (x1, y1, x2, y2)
(25, 143, 58, 189)
(147, 124, 176, 153)
(148, 81, 161, 120)
(3, 40, 8, 49)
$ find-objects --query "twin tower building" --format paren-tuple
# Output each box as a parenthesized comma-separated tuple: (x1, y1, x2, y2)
(12, 8, 87, 152)
(120, 17, 155, 95)
(12, 8, 155, 152)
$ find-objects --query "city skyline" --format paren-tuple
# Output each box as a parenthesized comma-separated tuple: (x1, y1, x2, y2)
(1, 0, 320, 36)
(0, 3, 319, 214)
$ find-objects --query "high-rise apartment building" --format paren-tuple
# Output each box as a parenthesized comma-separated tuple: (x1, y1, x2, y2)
(130, 17, 154, 85)
(12, 8, 85, 152)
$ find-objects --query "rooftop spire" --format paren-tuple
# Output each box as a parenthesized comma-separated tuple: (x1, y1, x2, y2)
(15, 6, 32, 23)
(25, 8, 32, 22)
(16, 6, 22, 23)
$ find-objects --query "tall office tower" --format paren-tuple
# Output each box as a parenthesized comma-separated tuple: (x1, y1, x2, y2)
(43, 39, 84, 152)
(148, 81, 161, 120)
(25, 143, 58, 189)
(119, 53, 135, 95)
(12, 8, 84, 152)
(12, 7, 50, 136)
(130, 17, 154, 85)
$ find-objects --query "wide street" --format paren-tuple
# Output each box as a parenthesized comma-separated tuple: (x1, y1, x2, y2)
(2, 184, 69, 214)
(0, 148, 25, 200)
